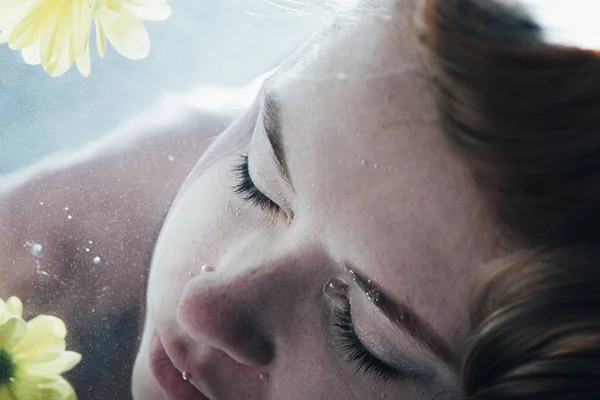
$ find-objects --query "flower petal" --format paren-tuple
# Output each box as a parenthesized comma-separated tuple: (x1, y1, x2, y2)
(19, 350, 81, 376)
(19, 351, 81, 376)
(97, 0, 150, 60)
(8, 377, 44, 400)
(5, 297, 23, 319)
(8, 0, 59, 49)
(0, 316, 27, 348)
(0, 300, 7, 326)
(21, 41, 41, 65)
(75, 43, 91, 77)
(10, 375, 77, 400)
(94, 17, 107, 57)
(72, 0, 93, 57)
(40, 0, 75, 77)
(13, 335, 66, 361)
(0, 387, 19, 400)
(0, 0, 41, 30)
(38, 376, 77, 400)
(11, 315, 67, 356)
(120, 0, 171, 21)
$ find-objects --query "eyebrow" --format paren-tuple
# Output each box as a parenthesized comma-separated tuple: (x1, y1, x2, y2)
(261, 82, 293, 189)
(347, 265, 460, 374)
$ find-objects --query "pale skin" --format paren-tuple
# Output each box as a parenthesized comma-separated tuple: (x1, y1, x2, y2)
(1, 1, 498, 399)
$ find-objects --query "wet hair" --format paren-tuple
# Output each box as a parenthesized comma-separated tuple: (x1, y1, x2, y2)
(418, 0, 600, 398)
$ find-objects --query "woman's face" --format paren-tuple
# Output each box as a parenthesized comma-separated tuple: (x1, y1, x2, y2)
(133, 2, 495, 399)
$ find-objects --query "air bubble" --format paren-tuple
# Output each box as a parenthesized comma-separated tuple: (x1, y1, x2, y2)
(168, 155, 175, 162)
(25, 242, 43, 258)
(85, 248, 90, 252)
(67, 215, 72, 220)
(259, 372, 269, 380)
(361, 160, 367, 165)
(93, 256, 101, 264)
(200, 265, 214, 273)
(366, 289, 381, 303)
(64, 207, 69, 211)
(39, 201, 44, 206)
(182, 371, 190, 381)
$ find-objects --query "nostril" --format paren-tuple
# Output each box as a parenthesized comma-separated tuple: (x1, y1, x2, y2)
(177, 280, 275, 368)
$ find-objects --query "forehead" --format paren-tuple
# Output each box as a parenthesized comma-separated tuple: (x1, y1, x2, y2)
(273, 5, 496, 356)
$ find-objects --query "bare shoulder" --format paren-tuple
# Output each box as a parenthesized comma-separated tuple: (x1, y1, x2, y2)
(0, 91, 238, 302)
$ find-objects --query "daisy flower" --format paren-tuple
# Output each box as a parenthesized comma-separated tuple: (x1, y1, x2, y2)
(0, 0, 172, 77)
(0, 296, 81, 400)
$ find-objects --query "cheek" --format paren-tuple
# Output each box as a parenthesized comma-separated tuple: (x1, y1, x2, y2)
(147, 154, 249, 321)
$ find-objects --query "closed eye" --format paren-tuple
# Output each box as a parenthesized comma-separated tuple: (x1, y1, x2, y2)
(232, 155, 282, 214)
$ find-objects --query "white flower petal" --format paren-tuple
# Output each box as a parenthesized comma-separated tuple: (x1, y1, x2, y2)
(94, 17, 107, 57)
(98, 0, 150, 60)
(21, 41, 41, 65)
(8, 0, 59, 50)
(38, 376, 77, 400)
(11, 315, 67, 356)
(75, 43, 91, 76)
(121, 0, 172, 21)
(0, 0, 41, 28)
(0, 316, 27, 348)
(41, 1, 75, 77)
(73, 0, 93, 57)
(5, 297, 23, 319)
(0, 299, 7, 325)
(19, 350, 81, 376)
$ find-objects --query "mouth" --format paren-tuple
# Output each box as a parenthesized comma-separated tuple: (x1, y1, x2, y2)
(149, 332, 209, 400)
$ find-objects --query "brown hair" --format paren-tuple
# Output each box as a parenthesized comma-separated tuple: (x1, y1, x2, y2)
(419, 0, 600, 398)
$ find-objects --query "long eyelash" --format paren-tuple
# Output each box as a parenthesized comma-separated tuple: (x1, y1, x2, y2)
(333, 305, 403, 384)
(232, 155, 281, 213)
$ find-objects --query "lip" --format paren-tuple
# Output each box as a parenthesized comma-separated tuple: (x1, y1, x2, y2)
(149, 332, 209, 400)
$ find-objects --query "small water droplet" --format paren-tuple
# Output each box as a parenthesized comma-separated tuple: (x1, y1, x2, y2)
(85, 248, 90, 252)
(39, 201, 44, 206)
(88, 240, 93, 245)
(93, 256, 101, 264)
(182, 371, 190, 381)
(361, 160, 367, 165)
(366, 289, 381, 303)
(201, 265, 214, 273)
(373, 164, 378, 169)
(168, 154, 175, 162)
(64, 207, 69, 211)
(323, 278, 349, 304)
(259, 372, 269, 380)
(67, 215, 72, 220)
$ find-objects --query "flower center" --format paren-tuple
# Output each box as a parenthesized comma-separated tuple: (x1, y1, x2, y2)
(0, 348, 16, 387)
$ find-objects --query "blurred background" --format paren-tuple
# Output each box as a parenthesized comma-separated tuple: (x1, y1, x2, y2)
(0, 0, 322, 173)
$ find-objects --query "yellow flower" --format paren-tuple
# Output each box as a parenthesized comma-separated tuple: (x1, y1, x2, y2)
(0, 297, 81, 400)
(0, 0, 171, 77)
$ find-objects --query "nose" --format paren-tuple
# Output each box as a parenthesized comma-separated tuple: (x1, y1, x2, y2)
(176, 263, 278, 367)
